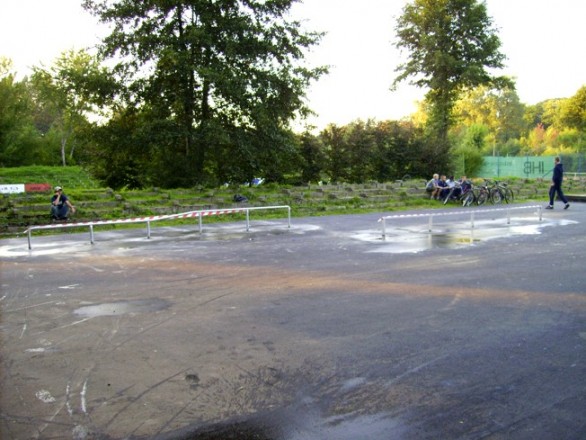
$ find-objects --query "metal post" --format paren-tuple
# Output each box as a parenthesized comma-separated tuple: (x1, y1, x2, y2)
(198, 214, 203, 233)
(287, 207, 291, 229)
(90, 225, 95, 244)
(146, 220, 151, 239)
(246, 209, 250, 232)
(27, 229, 32, 250)
(382, 217, 387, 239)
(506, 209, 511, 225)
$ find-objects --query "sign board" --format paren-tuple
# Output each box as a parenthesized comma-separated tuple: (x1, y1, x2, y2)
(0, 184, 26, 194)
(25, 183, 52, 192)
(0, 183, 52, 194)
(477, 156, 554, 179)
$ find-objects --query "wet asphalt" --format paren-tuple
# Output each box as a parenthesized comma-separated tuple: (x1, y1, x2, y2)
(1, 202, 585, 439)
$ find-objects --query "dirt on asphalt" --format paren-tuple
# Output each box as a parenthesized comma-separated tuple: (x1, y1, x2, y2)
(1, 204, 585, 439)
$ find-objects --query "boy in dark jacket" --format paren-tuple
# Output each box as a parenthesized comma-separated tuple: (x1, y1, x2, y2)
(546, 157, 570, 209)
(51, 186, 76, 220)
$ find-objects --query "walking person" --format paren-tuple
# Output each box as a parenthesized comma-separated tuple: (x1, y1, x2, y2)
(545, 157, 570, 210)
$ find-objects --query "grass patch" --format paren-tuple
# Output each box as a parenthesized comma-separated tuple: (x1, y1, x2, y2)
(3, 166, 584, 240)
(0, 165, 101, 189)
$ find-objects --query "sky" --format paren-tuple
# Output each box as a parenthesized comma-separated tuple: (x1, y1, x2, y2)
(1, 0, 585, 131)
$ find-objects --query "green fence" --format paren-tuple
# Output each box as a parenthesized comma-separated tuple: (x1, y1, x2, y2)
(477, 155, 586, 179)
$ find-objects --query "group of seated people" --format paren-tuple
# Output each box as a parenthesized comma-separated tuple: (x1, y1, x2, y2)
(425, 174, 472, 201)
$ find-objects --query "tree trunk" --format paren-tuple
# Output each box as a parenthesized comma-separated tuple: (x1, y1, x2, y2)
(60, 137, 67, 166)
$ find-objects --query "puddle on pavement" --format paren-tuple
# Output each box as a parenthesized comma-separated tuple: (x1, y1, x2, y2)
(74, 298, 170, 317)
(358, 217, 577, 254)
(175, 411, 403, 440)
(282, 412, 404, 440)
(189, 223, 318, 242)
(171, 370, 407, 439)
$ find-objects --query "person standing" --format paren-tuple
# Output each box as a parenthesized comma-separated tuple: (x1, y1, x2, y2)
(51, 186, 76, 220)
(545, 157, 570, 210)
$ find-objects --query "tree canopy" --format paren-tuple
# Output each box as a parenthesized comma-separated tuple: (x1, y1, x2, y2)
(1, 2, 585, 184)
(393, 0, 510, 156)
(82, 0, 327, 187)
(31, 50, 114, 166)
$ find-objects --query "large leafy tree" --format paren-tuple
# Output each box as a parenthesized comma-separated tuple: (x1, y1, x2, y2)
(0, 59, 34, 166)
(31, 50, 114, 166)
(453, 85, 525, 156)
(559, 86, 586, 153)
(0, 58, 64, 166)
(317, 119, 425, 184)
(83, 0, 326, 187)
(560, 86, 586, 132)
(393, 0, 510, 162)
(320, 123, 349, 183)
(297, 130, 326, 184)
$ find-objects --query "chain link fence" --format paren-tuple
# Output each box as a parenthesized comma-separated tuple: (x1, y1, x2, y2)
(477, 154, 586, 179)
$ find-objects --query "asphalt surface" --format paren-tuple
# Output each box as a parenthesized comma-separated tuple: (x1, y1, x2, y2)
(1, 202, 585, 439)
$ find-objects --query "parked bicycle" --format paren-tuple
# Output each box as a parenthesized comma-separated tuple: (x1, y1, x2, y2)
(474, 180, 491, 206)
(485, 179, 514, 204)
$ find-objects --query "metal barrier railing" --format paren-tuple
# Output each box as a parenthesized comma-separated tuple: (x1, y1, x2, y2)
(25, 205, 291, 249)
(378, 205, 543, 239)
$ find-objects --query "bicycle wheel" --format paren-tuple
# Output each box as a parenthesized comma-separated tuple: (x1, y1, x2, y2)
(490, 188, 503, 204)
(504, 186, 514, 203)
(462, 191, 475, 207)
(476, 189, 488, 206)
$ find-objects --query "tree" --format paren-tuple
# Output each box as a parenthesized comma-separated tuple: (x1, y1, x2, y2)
(298, 130, 326, 184)
(451, 123, 487, 176)
(372, 120, 424, 181)
(31, 50, 113, 166)
(560, 86, 586, 131)
(0, 58, 54, 166)
(87, 107, 150, 189)
(455, 86, 524, 139)
(83, 0, 326, 187)
(318, 119, 426, 183)
(521, 123, 549, 155)
(453, 84, 525, 155)
(345, 120, 377, 183)
(393, 0, 510, 156)
(320, 123, 349, 183)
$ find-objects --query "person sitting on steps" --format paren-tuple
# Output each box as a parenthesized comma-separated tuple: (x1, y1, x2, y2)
(437, 175, 449, 200)
(50, 186, 76, 220)
(425, 173, 441, 199)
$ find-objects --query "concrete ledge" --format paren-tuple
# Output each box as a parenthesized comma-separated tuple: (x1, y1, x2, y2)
(566, 194, 586, 202)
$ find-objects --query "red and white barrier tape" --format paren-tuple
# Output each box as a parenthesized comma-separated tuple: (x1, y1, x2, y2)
(378, 205, 542, 222)
(26, 208, 247, 231)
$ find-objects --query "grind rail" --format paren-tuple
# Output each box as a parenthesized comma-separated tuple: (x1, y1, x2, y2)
(378, 205, 543, 239)
(25, 205, 291, 250)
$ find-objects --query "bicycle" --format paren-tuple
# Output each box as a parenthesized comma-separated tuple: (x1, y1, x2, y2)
(500, 181, 514, 203)
(474, 181, 490, 206)
(486, 179, 514, 204)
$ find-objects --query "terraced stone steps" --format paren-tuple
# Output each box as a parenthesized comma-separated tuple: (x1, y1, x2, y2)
(2, 178, 585, 234)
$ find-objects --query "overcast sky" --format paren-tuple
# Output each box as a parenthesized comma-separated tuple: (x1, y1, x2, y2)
(2, 0, 585, 130)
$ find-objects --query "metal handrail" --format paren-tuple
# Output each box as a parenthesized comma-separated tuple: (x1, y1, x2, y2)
(25, 205, 291, 249)
(378, 205, 543, 239)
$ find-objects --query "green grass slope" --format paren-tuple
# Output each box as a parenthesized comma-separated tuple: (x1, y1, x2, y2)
(2, 166, 585, 238)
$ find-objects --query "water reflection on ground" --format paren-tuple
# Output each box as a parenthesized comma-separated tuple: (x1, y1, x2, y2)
(355, 217, 577, 254)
